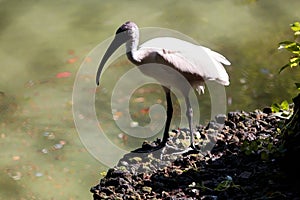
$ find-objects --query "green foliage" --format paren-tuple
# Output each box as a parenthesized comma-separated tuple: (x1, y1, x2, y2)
(241, 22, 300, 161)
(290, 21, 300, 34)
(295, 82, 300, 90)
(276, 22, 300, 137)
(189, 176, 241, 192)
(241, 133, 285, 160)
(213, 176, 241, 192)
(278, 22, 300, 90)
(271, 100, 293, 119)
(100, 171, 107, 177)
(241, 101, 292, 160)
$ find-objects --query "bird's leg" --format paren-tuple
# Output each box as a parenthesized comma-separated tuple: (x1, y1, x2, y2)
(185, 96, 200, 151)
(185, 96, 194, 146)
(131, 87, 173, 153)
(162, 86, 173, 146)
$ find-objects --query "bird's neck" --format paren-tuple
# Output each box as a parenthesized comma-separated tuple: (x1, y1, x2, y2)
(126, 37, 140, 64)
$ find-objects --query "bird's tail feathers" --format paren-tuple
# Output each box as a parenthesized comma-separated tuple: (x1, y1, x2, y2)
(210, 50, 231, 66)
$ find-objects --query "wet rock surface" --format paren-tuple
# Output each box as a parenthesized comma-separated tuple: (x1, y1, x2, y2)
(91, 110, 300, 200)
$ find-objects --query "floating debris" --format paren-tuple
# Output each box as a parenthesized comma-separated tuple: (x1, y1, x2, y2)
(24, 80, 35, 88)
(41, 148, 48, 154)
(53, 143, 63, 150)
(78, 114, 85, 119)
(12, 155, 20, 161)
(85, 57, 92, 63)
(56, 71, 71, 78)
(67, 57, 78, 64)
(112, 111, 122, 121)
(35, 172, 43, 177)
(43, 131, 55, 140)
(260, 68, 270, 75)
(43, 132, 50, 137)
(133, 97, 145, 103)
(118, 133, 124, 139)
(118, 133, 128, 144)
(130, 121, 139, 128)
(59, 140, 66, 145)
(140, 107, 150, 114)
(239, 78, 247, 84)
(8, 171, 22, 181)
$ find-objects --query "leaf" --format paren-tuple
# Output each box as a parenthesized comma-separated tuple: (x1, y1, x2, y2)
(271, 103, 280, 112)
(290, 57, 300, 63)
(267, 143, 274, 151)
(250, 141, 258, 151)
(215, 180, 231, 191)
(279, 41, 295, 46)
(295, 82, 300, 90)
(290, 22, 300, 32)
(291, 50, 300, 54)
(279, 41, 300, 53)
(260, 150, 269, 160)
(287, 43, 300, 52)
(290, 62, 298, 67)
(278, 41, 294, 50)
(280, 100, 289, 111)
(100, 171, 107, 177)
(245, 149, 252, 155)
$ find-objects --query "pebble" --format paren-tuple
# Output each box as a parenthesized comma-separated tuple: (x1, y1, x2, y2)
(142, 186, 152, 193)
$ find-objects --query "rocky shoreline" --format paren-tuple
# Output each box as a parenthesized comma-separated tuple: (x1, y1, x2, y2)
(90, 109, 300, 200)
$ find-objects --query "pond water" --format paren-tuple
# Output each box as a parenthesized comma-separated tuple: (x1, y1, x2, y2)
(1, 0, 300, 199)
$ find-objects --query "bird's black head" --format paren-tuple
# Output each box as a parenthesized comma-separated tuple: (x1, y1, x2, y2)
(96, 21, 139, 86)
(115, 21, 138, 34)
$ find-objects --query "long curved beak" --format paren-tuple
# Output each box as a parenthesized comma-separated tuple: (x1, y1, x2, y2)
(96, 34, 127, 85)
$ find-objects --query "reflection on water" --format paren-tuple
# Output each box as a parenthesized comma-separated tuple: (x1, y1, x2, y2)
(1, 0, 300, 199)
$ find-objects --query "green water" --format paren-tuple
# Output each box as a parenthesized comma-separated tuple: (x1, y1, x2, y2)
(1, 0, 300, 199)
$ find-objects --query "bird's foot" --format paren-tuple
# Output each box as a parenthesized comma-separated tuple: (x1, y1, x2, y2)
(131, 139, 188, 154)
(131, 139, 166, 153)
(170, 143, 201, 155)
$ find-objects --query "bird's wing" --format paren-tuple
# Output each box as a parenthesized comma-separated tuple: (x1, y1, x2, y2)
(139, 37, 230, 86)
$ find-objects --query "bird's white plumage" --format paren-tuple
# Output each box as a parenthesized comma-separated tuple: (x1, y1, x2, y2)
(139, 37, 230, 86)
(96, 21, 231, 152)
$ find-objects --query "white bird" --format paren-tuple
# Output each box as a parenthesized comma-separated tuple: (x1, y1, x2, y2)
(96, 21, 230, 152)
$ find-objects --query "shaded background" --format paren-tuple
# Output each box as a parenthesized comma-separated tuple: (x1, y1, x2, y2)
(1, 0, 300, 199)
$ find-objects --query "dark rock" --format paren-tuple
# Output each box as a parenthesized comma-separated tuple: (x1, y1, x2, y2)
(91, 109, 300, 200)
(225, 120, 236, 129)
(263, 107, 272, 114)
(281, 93, 300, 187)
(215, 114, 227, 124)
